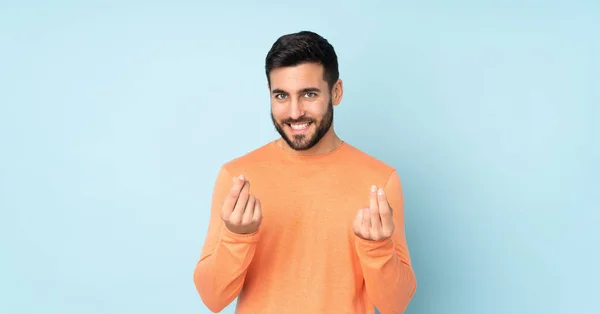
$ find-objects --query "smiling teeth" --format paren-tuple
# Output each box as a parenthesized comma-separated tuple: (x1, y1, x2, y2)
(290, 123, 309, 130)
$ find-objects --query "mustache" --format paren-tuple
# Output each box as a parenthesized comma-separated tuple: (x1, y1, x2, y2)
(282, 118, 315, 124)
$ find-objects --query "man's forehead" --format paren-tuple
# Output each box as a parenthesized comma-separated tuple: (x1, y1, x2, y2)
(269, 63, 326, 92)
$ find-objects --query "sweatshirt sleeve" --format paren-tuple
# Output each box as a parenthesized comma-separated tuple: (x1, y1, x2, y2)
(193, 166, 261, 313)
(354, 169, 417, 314)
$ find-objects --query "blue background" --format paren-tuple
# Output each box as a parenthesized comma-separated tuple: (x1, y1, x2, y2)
(1, 1, 598, 313)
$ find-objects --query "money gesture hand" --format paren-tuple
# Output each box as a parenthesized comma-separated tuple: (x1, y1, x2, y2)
(353, 185, 394, 241)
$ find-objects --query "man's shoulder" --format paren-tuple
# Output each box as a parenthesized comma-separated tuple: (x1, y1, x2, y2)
(219, 140, 276, 172)
(342, 142, 397, 177)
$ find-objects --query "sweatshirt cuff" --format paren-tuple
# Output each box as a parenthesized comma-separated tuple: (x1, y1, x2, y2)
(219, 226, 261, 244)
(354, 235, 395, 257)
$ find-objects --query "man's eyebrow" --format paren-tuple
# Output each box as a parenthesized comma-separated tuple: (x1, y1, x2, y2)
(299, 87, 321, 93)
(271, 87, 321, 94)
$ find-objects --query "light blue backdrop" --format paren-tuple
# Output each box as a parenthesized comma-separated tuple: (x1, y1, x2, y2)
(1, 1, 598, 313)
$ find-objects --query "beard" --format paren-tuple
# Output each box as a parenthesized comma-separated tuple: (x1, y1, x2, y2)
(271, 98, 334, 151)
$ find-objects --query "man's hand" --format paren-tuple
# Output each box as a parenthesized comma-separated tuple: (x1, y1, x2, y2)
(353, 185, 394, 241)
(221, 175, 263, 235)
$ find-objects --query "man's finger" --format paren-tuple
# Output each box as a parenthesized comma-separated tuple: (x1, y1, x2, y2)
(242, 194, 255, 224)
(360, 208, 371, 238)
(222, 175, 246, 216)
(370, 196, 382, 230)
(369, 185, 379, 212)
(252, 198, 262, 223)
(353, 209, 363, 232)
(378, 188, 393, 228)
(362, 208, 371, 229)
(231, 179, 250, 218)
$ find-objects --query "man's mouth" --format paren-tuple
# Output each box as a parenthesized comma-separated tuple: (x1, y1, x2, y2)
(287, 121, 312, 134)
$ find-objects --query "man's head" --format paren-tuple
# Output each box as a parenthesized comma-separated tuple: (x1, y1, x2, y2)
(265, 31, 342, 151)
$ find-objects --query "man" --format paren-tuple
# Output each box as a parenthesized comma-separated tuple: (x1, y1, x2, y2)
(193, 31, 416, 314)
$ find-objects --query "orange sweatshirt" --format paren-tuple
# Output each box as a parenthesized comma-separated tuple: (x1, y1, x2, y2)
(193, 140, 416, 314)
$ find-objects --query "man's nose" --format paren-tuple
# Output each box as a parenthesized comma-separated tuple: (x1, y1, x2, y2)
(288, 99, 305, 120)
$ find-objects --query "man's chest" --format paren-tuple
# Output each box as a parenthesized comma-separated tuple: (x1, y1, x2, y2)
(249, 175, 372, 237)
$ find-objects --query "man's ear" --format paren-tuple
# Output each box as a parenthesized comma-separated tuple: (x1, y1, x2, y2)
(332, 79, 343, 106)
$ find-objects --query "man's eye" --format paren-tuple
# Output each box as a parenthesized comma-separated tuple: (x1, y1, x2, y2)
(275, 94, 287, 99)
(304, 92, 316, 98)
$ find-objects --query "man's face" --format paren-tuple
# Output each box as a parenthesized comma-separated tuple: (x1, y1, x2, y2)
(269, 63, 334, 151)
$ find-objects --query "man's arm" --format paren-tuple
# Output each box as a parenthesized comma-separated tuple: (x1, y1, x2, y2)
(193, 166, 261, 313)
(354, 170, 417, 314)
